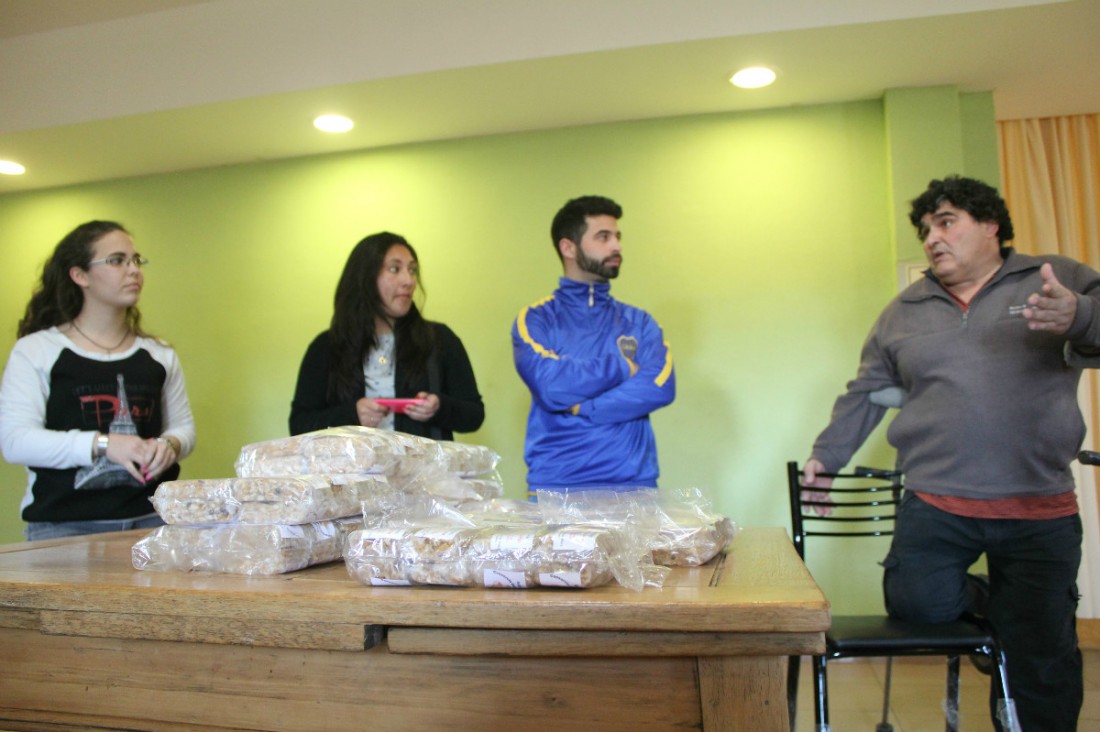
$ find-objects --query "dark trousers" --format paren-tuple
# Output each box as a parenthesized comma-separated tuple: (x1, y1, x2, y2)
(882, 492, 1082, 732)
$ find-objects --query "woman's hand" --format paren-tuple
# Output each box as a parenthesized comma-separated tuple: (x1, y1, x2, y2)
(356, 397, 390, 428)
(104, 434, 171, 484)
(404, 392, 440, 423)
(141, 436, 179, 482)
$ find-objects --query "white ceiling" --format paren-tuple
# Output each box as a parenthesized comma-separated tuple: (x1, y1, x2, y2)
(1, 0, 1097, 193)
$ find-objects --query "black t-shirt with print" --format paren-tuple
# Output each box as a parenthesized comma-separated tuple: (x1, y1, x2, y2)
(25, 348, 180, 522)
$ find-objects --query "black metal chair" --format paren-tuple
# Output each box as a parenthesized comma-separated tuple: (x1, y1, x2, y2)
(786, 461, 1017, 732)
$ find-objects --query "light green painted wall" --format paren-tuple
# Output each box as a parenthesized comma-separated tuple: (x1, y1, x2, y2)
(960, 92, 1001, 186)
(885, 86, 965, 264)
(0, 92, 997, 613)
(884, 87, 1000, 263)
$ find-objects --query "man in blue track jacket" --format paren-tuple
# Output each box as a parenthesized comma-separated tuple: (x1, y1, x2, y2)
(512, 195, 675, 497)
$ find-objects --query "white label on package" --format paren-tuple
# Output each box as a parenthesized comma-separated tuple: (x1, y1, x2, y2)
(312, 522, 338, 540)
(539, 571, 583, 588)
(370, 577, 411, 586)
(483, 569, 528, 588)
(417, 528, 467, 542)
(487, 531, 535, 553)
(551, 530, 600, 553)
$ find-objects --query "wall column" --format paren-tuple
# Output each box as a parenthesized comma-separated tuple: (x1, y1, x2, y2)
(884, 86, 1000, 264)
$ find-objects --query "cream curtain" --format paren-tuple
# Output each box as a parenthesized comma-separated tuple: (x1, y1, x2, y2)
(998, 114, 1100, 617)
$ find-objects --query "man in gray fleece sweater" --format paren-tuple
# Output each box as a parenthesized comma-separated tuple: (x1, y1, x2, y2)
(802, 176, 1100, 732)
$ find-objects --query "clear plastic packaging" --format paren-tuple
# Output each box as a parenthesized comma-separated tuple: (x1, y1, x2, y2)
(537, 487, 737, 567)
(392, 468, 504, 504)
(234, 427, 501, 484)
(433, 439, 501, 477)
(357, 465, 505, 525)
(234, 426, 410, 477)
(152, 474, 387, 525)
(650, 487, 738, 567)
(456, 498, 545, 526)
(344, 522, 622, 589)
(132, 516, 363, 575)
(387, 435, 502, 486)
(997, 698, 1022, 731)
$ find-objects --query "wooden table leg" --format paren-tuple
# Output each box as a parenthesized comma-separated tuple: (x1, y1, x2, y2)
(698, 655, 789, 732)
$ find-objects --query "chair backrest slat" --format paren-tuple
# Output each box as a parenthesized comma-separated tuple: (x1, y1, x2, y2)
(802, 515, 896, 523)
(805, 530, 893, 538)
(787, 460, 903, 560)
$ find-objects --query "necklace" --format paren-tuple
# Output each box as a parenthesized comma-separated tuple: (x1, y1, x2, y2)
(70, 320, 131, 354)
(375, 334, 395, 366)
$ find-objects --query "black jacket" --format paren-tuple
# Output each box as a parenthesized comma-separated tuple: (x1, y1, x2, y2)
(289, 322, 484, 440)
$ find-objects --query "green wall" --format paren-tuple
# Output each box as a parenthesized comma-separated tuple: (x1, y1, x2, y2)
(0, 88, 996, 613)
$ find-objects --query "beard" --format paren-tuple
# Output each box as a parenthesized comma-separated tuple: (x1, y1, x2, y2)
(575, 245, 621, 280)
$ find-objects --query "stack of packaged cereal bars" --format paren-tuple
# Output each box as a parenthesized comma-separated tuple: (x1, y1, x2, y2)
(132, 426, 736, 591)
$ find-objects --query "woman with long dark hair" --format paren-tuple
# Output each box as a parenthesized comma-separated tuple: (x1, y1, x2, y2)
(289, 232, 483, 439)
(0, 221, 196, 540)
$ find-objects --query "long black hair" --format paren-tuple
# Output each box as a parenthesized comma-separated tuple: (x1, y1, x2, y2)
(327, 232, 435, 402)
(17, 221, 146, 338)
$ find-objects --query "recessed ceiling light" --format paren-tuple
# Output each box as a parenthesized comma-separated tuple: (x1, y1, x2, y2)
(730, 67, 777, 89)
(313, 114, 354, 133)
(0, 160, 26, 175)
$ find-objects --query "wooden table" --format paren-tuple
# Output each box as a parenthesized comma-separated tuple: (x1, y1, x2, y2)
(0, 526, 827, 731)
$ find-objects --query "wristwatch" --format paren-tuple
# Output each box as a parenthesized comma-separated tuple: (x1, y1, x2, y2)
(94, 432, 110, 459)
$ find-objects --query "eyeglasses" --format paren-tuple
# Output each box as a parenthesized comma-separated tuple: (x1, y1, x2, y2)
(87, 254, 149, 269)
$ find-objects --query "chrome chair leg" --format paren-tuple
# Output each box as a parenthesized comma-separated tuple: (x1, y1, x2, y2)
(945, 655, 961, 732)
(992, 648, 1022, 732)
(875, 656, 894, 732)
(813, 655, 829, 731)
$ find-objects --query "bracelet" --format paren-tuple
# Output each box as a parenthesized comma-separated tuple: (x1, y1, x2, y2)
(94, 432, 110, 459)
(157, 436, 178, 456)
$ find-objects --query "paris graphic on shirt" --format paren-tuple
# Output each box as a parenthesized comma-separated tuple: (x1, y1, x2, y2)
(74, 374, 142, 490)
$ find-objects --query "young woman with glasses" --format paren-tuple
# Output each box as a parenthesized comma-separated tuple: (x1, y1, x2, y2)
(0, 221, 196, 540)
(289, 231, 484, 440)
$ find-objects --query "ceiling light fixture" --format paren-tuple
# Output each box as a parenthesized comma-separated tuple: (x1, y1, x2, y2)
(0, 160, 26, 175)
(730, 67, 777, 89)
(313, 114, 354, 133)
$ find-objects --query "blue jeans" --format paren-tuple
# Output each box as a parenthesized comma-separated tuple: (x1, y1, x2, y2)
(24, 513, 165, 541)
(882, 491, 1082, 732)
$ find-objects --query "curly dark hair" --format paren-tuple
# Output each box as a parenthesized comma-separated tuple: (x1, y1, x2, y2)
(17, 221, 146, 338)
(327, 232, 434, 403)
(550, 195, 623, 261)
(908, 176, 1015, 244)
